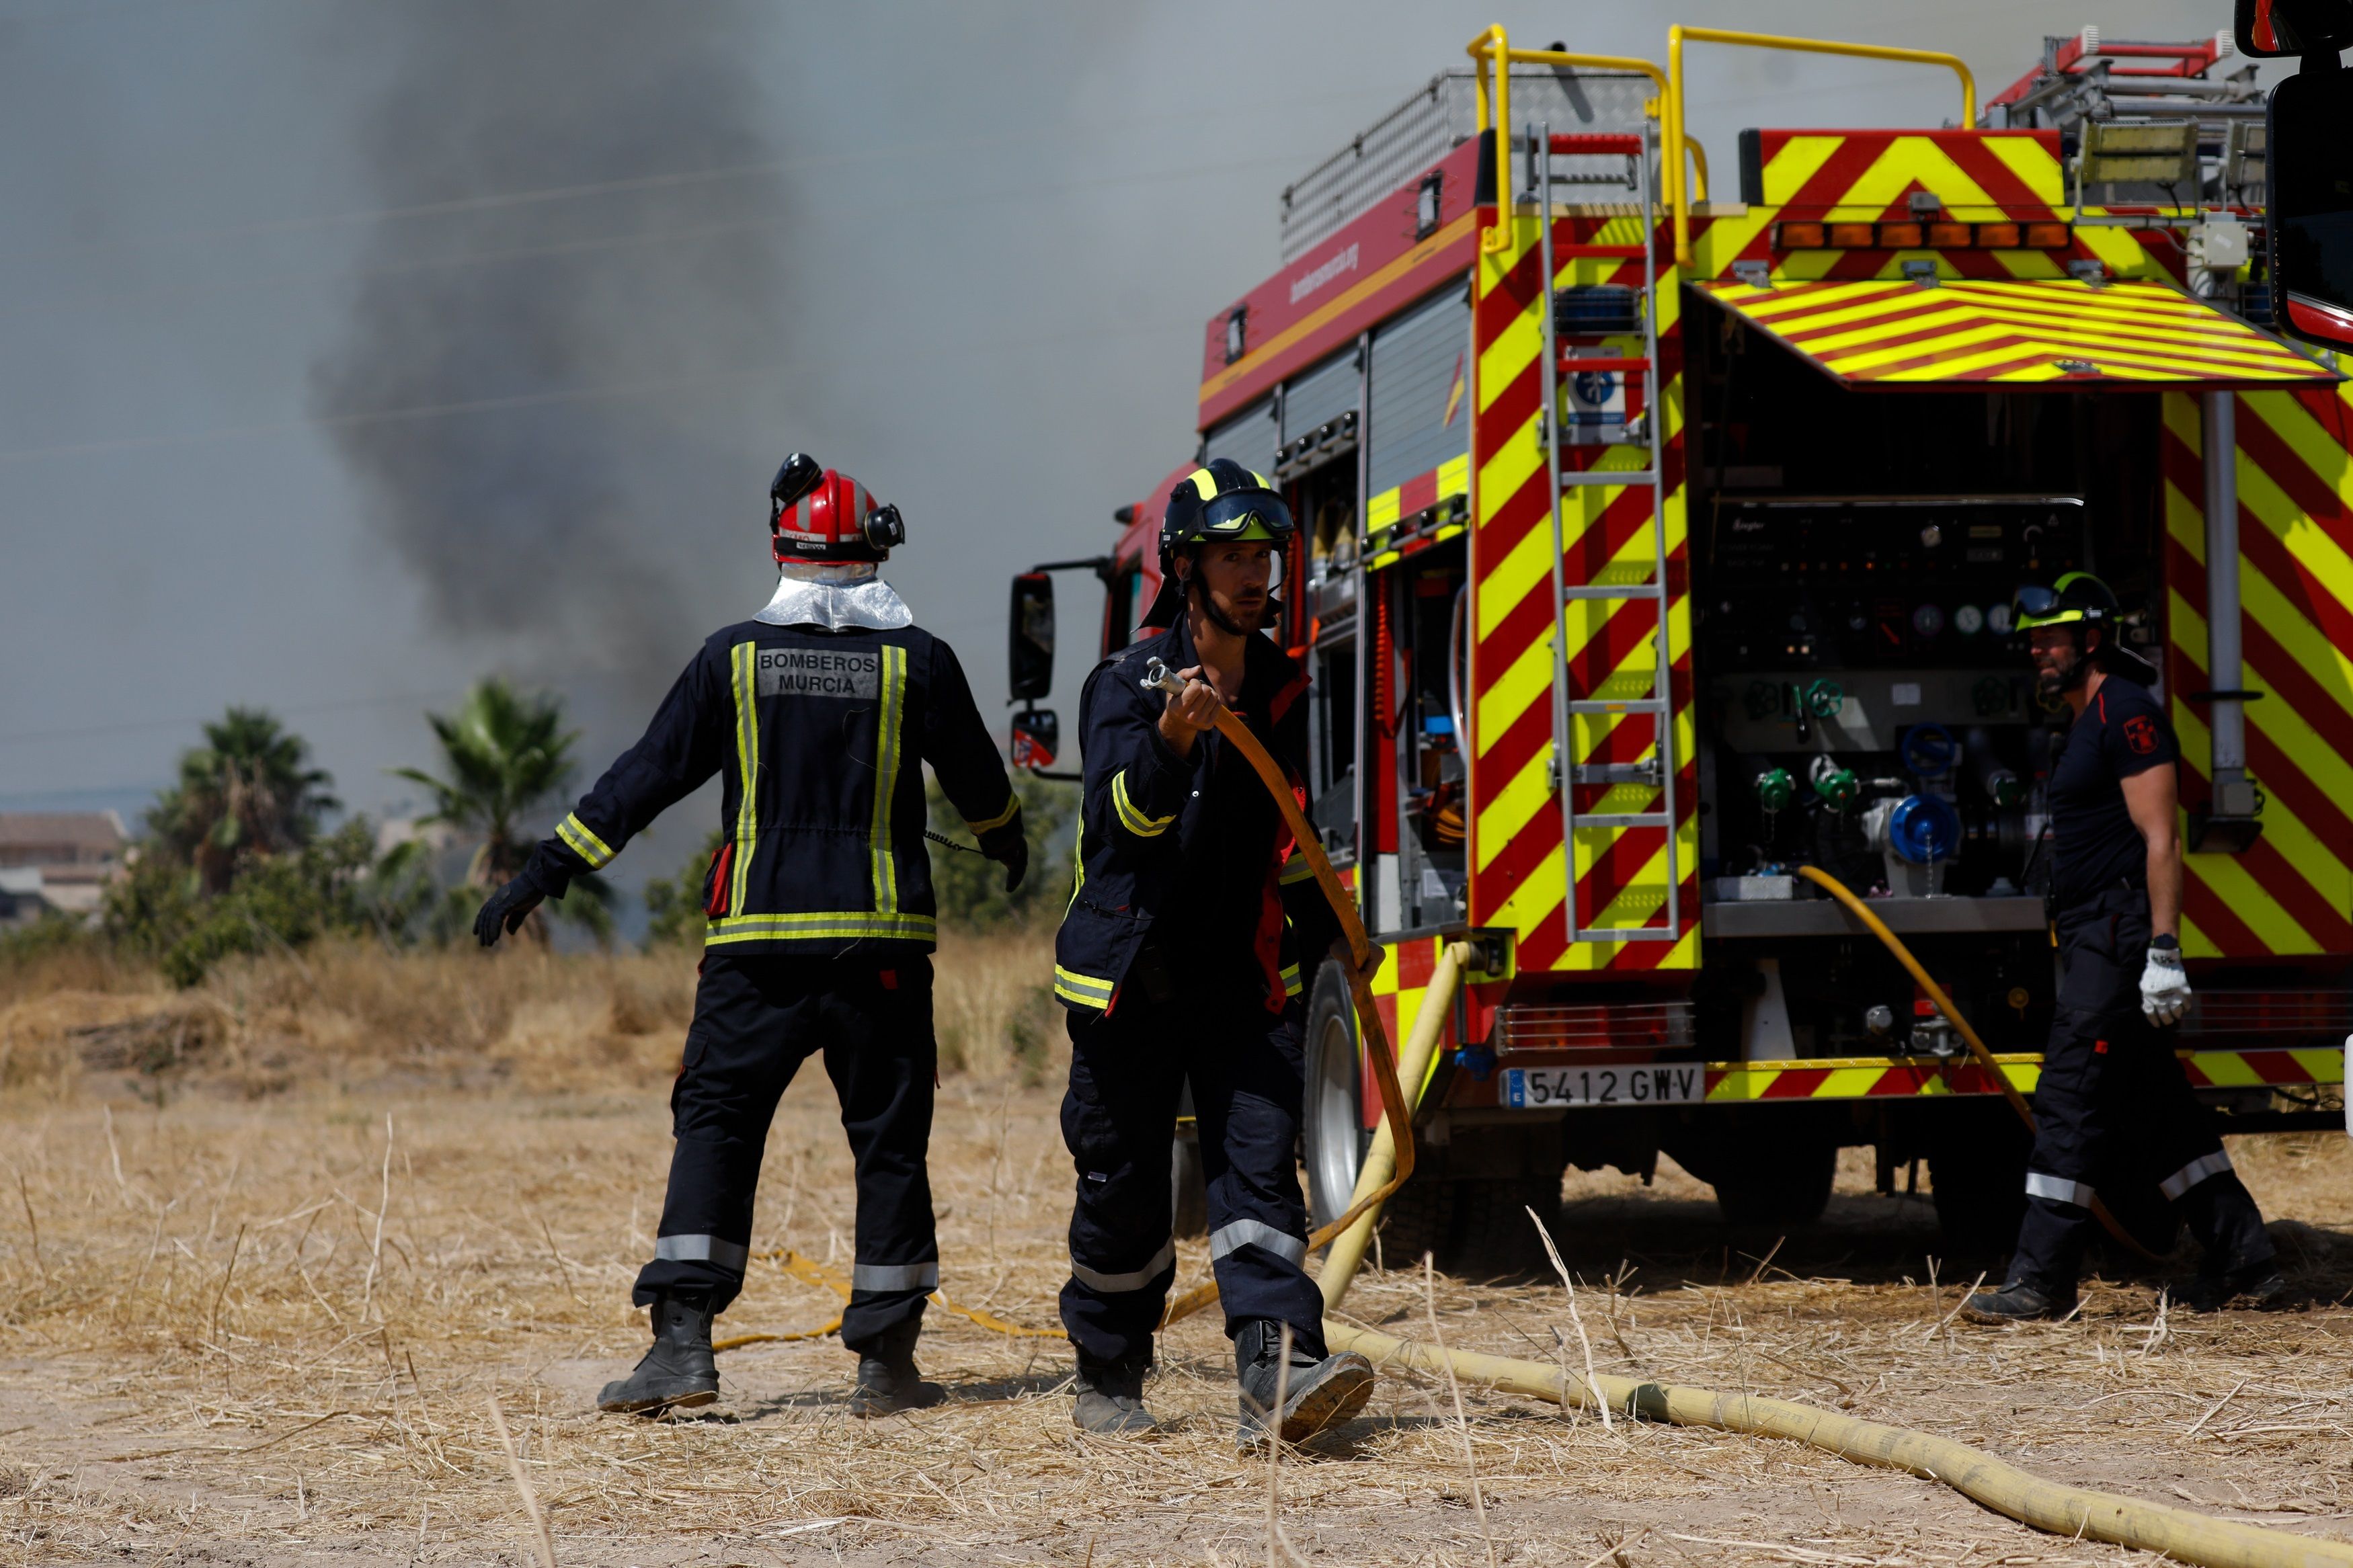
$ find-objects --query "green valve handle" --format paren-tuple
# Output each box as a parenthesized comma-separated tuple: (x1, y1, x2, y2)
(1743, 680, 1780, 720)
(1810, 756, 1860, 811)
(1804, 679, 1845, 720)
(1754, 767, 1794, 812)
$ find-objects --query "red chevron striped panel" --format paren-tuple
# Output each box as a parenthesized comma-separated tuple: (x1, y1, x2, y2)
(1468, 207, 1697, 974)
(1694, 278, 2334, 390)
(2163, 384, 2353, 960)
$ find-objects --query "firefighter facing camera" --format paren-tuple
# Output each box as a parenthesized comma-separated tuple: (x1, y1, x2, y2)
(475, 452, 1026, 1417)
(1052, 458, 1378, 1448)
(1963, 574, 2279, 1323)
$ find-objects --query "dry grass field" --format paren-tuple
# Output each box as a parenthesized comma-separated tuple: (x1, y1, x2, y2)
(3, 934, 2352, 1566)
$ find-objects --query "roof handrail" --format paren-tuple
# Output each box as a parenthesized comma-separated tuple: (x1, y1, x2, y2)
(1665, 26, 1977, 267)
(1465, 26, 1701, 255)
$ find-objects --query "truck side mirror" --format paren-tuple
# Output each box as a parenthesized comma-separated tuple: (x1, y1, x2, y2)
(2235, 0, 2353, 58)
(2237, 1, 2353, 348)
(1010, 708, 1061, 771)
(1008, 571, 1055, 702)
(2268, 63, 2353, 349)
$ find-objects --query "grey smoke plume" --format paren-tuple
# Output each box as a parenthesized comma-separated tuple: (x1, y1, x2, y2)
(311, 1, 789, 680)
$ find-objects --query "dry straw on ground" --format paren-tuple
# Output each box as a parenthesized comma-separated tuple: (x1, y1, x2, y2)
(4, 936, 2351, 1565)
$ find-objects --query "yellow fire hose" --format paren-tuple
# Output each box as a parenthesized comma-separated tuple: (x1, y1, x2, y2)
(1793, 864, 2161, 1262)
(1318, 940, 1474, 1311)
(1142, 656, 1422, 1329)
(709, 685, 2336, 1565)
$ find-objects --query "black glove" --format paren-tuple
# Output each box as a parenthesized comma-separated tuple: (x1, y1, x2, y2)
(473, 867, 550, 948)
(978, 824, 1029, 895)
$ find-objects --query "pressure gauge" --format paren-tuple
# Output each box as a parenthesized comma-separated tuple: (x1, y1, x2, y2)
(1987, 602, 2014, 635)
(1954, 603, 1984, 635)
(1911, 602, 1945, 638)
(1919, 522, 1944, 549)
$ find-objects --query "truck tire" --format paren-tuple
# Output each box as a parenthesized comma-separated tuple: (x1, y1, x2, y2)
(1667, 1112, 1839, 1231)
(1712, 1141, 1837, 1230)
(1302, 960, 1369, 1229)
(1927, 1104, 2031, 1262)
(1375, 1174, 1558, 1273)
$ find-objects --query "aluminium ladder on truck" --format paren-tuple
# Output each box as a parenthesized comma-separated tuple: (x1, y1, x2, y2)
(1536, 123, 1681, 944)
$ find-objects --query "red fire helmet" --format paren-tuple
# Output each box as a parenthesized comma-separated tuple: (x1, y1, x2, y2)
(768, 453, 906, 566)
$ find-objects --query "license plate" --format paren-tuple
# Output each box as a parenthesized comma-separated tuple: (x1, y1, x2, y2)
(1502, 1064, 1704, 1108)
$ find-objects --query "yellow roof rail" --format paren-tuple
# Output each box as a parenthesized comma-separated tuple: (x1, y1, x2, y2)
(1665, 26, 1977, 267)
(1464, 26, 1705, 255)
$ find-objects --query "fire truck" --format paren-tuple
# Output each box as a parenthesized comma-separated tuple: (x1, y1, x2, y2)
(1006, 24, 2353, 1263)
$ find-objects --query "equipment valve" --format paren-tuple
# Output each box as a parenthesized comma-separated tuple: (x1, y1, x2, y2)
(1808, 755, 1861, 811)
(1753, 767, 1794, 813)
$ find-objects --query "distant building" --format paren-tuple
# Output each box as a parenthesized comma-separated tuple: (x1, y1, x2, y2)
(0, 811, 128, 922)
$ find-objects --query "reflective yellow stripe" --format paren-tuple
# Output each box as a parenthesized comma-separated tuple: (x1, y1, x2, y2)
(963, 794, 1020, 833)
(1189, 464, 1220, 499)
(705, 911, 938, 945)
(729, 643, 759, 915)
(1280, 962, 1304, 997)
(555, 813, 616, 870)
(1110, 770, 1174, 837)
(1279, 850, 1316, 885)
(1066, 817, 1087, 915)
(1054, 964, 1116, 1009)
(870, 645, 908, 914)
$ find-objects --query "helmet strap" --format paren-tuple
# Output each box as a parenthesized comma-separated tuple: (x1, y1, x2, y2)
(1179, 559, 1253, 639)
(2060, 626, 2096, 693)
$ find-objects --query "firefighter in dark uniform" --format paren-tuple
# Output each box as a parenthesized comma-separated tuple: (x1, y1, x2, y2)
(1964, 573, 2278, 1322)
(475, 455, 1027, 1414)
(1051, 458, 1376, 1448)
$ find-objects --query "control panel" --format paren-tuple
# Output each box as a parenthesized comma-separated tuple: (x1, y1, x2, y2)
(1697, 495, 2088, 907)
(1703, 496, 2083, 669)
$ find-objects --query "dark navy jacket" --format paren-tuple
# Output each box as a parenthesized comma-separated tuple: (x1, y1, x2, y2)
(1053, 615, 1337, 1014)
(528, 620, 1018, 958)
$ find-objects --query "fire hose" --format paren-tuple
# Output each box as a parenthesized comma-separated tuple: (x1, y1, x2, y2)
(711, 666, 2341, 1566)
(1792, 863, 2161, 1262)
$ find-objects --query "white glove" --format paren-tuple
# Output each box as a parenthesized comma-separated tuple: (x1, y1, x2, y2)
(2141, 940, 2192, 1027)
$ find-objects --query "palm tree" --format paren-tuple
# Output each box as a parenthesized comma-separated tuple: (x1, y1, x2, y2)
(151, 708, 339, 895)
(390, 678, 610, 940)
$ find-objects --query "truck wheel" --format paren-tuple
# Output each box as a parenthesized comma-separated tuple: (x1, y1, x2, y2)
(1302, 960, 1368, 1229)
(1927, 1105, 2031, 1262)
(1712, 1142, 1837, 1230)
(1374, 1175, 1557, 1273)
(1170, 1123, 1208, 1239)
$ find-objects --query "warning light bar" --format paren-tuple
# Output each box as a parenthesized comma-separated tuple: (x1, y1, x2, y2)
(1774, 220, 2071, 250)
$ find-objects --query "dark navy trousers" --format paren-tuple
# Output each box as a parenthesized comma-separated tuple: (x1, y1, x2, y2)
(632, 954, 939, 1355)
(2009, 887, 2272, 1290)
(1058, 973, 1326, 1368)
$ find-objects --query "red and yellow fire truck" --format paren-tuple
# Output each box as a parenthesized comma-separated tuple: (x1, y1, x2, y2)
(1008, 24, 2352, 1262)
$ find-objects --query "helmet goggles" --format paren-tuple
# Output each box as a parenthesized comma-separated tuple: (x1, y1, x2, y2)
(1185, 488, 1294, 546)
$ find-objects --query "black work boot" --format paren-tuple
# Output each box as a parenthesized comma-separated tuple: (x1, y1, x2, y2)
(2177, 1177, 2282, 1311)
(598, 1292, 719, 1414)
(1234, 1318, 1374, 1451)
(2176, 1262, 2288, 1313)
(1960, 1279, 2077, 1324)
(848, 1320, 944, 1417)
(1073, 1353, 1159, 1435)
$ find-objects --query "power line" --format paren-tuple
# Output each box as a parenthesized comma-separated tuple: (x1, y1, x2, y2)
(0, 149, 1304, 325)
(0, 310, 1203, 466)
(0, 85, 1406, 267)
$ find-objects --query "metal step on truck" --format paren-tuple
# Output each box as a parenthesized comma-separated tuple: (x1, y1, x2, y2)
(1006, 22, 2353, 1266)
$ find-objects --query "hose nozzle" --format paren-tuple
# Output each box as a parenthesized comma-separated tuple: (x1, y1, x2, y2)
(1139, 657, 1186, 697)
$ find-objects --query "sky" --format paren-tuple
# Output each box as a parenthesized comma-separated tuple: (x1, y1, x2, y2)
(0, 0, 2271, 903)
